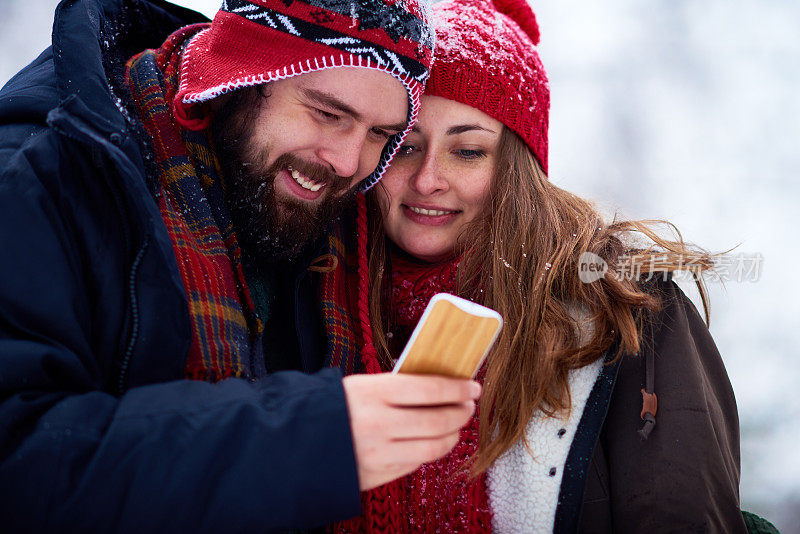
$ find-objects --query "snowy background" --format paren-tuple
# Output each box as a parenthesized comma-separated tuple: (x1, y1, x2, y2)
(2, 0, 798, 530)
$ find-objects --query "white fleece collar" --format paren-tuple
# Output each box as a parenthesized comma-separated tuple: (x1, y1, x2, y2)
(486, 358, 604, 533)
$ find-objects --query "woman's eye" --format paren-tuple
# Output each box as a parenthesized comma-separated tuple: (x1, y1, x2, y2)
(397, 144, 418, 156)
(456, 149, 487, 160)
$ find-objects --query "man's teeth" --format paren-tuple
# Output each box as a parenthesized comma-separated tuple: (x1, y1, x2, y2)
(408, 206, 456, 216)
(289, 168, 323, 192)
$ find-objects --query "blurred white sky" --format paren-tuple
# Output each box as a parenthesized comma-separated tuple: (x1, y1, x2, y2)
(2, 0, 798, 530)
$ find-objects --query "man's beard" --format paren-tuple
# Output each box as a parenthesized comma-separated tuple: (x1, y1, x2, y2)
(212, 91, 359, 266)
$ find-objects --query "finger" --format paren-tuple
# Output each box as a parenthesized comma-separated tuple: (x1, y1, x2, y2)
(384, 401, 475, 440)
(392, 432, 462, 467)
(381, 374, 482, 406)
(365, 431, 462, 485)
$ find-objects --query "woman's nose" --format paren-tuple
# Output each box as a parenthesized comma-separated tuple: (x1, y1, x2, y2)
(409, 154, 449, 195)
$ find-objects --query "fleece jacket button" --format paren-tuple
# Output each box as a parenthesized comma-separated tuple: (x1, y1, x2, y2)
(110, 133, 123, 145)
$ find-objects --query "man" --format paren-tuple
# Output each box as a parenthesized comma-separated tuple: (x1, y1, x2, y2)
(0, 0, 479, 531)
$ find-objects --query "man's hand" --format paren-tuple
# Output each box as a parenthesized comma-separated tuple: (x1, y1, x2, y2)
(342, 373, 481, 491)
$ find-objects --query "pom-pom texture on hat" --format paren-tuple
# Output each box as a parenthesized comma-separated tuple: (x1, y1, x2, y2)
(491, 0, 540, 44)
(426, 0, 549, 173)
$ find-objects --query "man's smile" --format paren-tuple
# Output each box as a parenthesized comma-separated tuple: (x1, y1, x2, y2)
(288, 165, 326, 192)
(279, 167, 327, 201)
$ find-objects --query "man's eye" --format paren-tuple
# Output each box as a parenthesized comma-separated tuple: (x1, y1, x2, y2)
(370, 127, 392, 140)
(314, 108, 340, 121)
(456, 149, 486, 160)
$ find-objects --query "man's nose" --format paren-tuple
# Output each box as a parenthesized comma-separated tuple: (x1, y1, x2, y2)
(317, 130, 366, 180)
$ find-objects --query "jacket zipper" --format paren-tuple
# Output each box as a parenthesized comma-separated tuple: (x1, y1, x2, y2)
(116, 237, 149, 395)
(50, 109, 147, 395)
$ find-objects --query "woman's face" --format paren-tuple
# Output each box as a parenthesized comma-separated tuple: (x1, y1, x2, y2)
(378, 96, 502, 262)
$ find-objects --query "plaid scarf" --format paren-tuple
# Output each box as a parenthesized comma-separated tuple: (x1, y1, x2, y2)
(125, 25, 263, 382)
(318, 221, 362, 376)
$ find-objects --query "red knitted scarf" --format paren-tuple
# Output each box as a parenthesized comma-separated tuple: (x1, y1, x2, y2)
(332, 247, 491, 533)
(125, 26, 261, 382)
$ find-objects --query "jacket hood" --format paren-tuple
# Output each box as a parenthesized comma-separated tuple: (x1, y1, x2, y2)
(0, 0, 207, 133)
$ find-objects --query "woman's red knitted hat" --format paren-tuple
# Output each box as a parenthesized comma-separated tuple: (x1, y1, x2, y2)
(426, 0, 549, 173)
(355, 0, 550, 375)
(174, 0, 437, 190)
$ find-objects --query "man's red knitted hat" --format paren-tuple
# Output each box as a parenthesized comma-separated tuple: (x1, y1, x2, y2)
(426, 0, 549, 173)
(174, 0, 436, 190)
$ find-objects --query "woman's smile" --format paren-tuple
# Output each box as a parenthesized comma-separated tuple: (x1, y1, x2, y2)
(401, 203, 462, 226)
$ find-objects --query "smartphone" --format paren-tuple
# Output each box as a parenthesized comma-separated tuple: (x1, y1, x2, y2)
(392, 293, 503, 379)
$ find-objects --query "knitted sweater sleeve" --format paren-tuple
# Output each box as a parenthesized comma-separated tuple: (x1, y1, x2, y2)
(579, 280, 747, 533)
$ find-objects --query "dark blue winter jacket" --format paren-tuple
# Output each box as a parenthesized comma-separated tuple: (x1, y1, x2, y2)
(0, 0, 360, 531)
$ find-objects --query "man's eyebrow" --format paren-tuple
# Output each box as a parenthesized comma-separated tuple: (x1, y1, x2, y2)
(301, 88, 407, 133)
(302, 88, 360, 119)
(446, 124, 497, 135)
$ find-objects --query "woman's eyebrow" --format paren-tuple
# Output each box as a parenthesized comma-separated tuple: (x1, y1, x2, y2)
(446, 124, 496, 135)
(410, 123, 497, 135)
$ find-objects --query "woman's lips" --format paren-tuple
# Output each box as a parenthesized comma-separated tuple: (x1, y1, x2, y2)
(401, 204, 460, 226)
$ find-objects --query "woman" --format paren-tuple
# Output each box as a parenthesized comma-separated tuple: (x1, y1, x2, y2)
(321, 0, 746, 531)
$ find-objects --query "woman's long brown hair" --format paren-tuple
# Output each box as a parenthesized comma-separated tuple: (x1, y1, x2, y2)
(367, 127, 715, 475)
